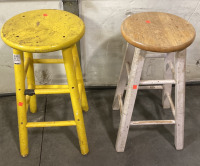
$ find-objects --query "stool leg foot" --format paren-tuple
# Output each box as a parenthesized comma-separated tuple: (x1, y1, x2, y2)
(62, 47, 89, 155)
(72, 45, 89, 112)
(116, 48, 146, 152)
(162, 52, 174, 109)
(174, 49, 186, 150)
(13, 49, 29, 157)
(24, 52, 37, 113)
(112, 43, 135, 110)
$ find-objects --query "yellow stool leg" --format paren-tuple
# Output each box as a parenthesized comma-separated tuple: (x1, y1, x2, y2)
(24, 52, 37, 113)
(72, 44, 89, 112)
(13, 49, 29, 157)
(62, 47, 89, 155)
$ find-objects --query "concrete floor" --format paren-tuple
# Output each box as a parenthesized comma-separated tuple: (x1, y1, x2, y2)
(1, 86, 200, 166)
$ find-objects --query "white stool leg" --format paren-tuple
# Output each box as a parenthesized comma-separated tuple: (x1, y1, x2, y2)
(162, 52, 175, 109)
(116, 48, 146, 152)
(113, 43, 135, 110)
(174, 49, 186, 150)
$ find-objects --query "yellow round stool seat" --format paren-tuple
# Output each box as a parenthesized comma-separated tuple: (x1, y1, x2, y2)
(1, 9, 85, 53)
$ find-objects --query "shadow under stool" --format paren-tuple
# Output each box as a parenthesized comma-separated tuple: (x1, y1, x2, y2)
(1, 9, 89, 157)
(112, 12, 196, 152)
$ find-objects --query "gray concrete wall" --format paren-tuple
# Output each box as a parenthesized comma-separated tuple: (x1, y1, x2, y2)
(79, 0, 200, 86)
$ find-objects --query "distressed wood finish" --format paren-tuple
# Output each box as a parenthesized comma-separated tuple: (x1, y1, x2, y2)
(166, 93, 176, 118)
(114, 12, 195, 152)
(138, 85, 163, 90)
(121, 12, 195, 53)
(175, 49, 186, 150)
(112, 43, 135, 110)
(140, 79, 175, 85)
(116, 48, 146, 152)
(114, 48, 187, 152)
(162, 52, 175, 109)
(125, 85, 163, 90)
(118, 95, 123, 117)
(130, 120, 175, 126)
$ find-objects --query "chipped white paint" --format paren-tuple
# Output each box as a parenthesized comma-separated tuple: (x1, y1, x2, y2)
(169, 61, 175, 76)
(162, 52, 174, 109)
(114, 47, 186, 152)
(140, 79, 176, 85)
(125, 85, 163, 90)
(166, 92, 176, 118)
(138, 85, 163, 90)
(116, 48, 146, 152)
(117, 95, 123, 117)
(145, 54, 166, 58)
(175, 49, 186, 150)
(130, 120, 175, 126)
(125, 62, 131, 79)
(112, 43, 134, 110)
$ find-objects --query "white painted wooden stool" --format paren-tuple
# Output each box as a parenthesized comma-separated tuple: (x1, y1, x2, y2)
(112, 12, 196, 152)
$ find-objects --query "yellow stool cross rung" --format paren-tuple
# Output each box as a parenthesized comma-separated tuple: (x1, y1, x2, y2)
(35, 84, 83, 96)
(35, 85, 69, 89)
(26, 120, 76, 128)
(33, 59, 64, 64)
(34, 88, 70, 95)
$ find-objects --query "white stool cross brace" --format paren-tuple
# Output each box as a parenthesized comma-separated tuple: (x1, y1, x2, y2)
(113, 43, 186, 152)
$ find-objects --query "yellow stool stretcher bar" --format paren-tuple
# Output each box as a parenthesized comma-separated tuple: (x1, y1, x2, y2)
(35, 85, 69, 89)
(26, 121, 76, 127)
(35, 88, 70, 95)
(26, 84, 82, 95)
(33, 59, 64, 63)
(25, 88, 70, 95)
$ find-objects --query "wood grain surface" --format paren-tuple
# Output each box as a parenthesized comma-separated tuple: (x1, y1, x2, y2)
(121, 12, 196, 53)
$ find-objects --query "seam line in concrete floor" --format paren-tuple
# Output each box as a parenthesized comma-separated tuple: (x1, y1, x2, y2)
(39, 96, 47, 166)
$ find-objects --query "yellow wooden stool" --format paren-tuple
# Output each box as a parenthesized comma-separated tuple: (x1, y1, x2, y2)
(1, 9, 89, 157)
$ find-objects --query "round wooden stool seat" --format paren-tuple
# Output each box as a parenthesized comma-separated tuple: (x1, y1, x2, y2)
(1, 9, 85, 53)
(121, 12, 196, 53)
